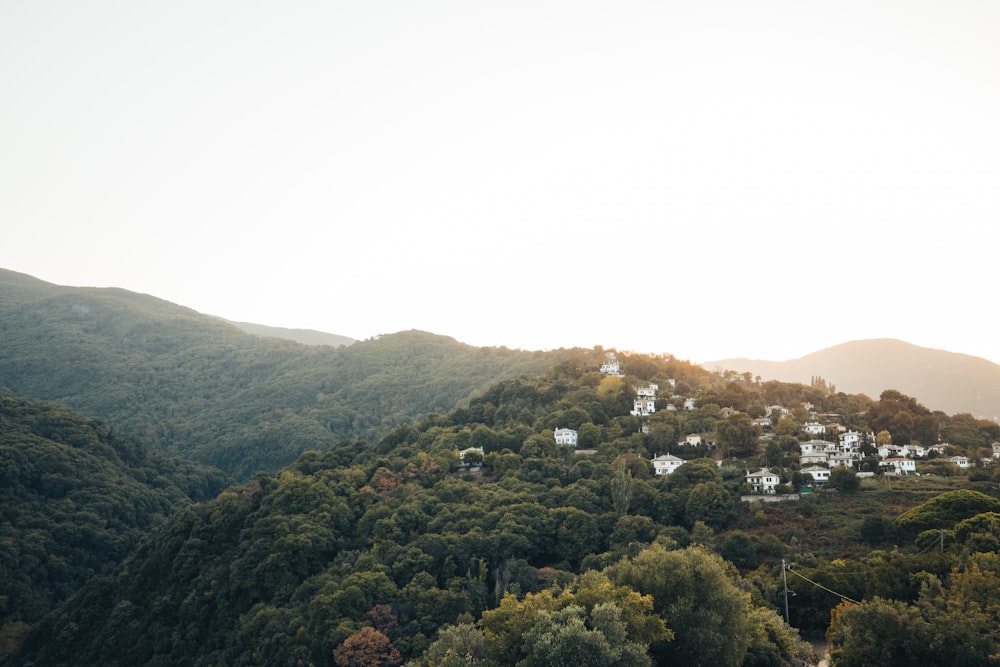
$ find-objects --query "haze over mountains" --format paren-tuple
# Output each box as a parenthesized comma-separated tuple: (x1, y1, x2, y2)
(705, 339, 1000, 422)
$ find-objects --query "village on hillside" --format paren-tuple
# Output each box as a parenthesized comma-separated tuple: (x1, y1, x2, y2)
(457, 351, 997, 500)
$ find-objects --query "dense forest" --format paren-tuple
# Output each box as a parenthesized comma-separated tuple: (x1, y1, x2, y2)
(0, 390, 229, 655)
(6, 345, 1000, 666)
(0, 268, 568, 479)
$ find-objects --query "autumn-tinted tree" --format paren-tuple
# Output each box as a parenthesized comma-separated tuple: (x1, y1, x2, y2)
(333, 627, 402, 667)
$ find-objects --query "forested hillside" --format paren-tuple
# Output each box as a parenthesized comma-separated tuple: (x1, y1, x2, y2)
(0, 269, 569, 479)
(0, 390, 229, 655)
(9, 353, 1000, 666)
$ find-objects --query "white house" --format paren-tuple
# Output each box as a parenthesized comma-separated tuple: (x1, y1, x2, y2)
(651, 453, 686, 476)
(458, 447, 485, 469)
(600, 352, 623, 376)
(683, 398, 697, 411)
(949, 455, 970, 469)
(459, 446, 484, 460)
(803, 422, 826, 436)
(839, 430, 863, 451)
(878, 444, 905, 459)
(799, 440, 838, 465)
(682, 434, 702, 447)
(631, 384, 659, 416)
(746, 467, 781, 494)
(554, 428, 579, 447)
(881, 457, 917, 475)
(828, 452, 857, 469)
(992, 442, 1000, 458)
(801, 466, 831, 484)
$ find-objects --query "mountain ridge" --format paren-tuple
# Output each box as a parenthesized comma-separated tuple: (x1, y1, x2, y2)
(704, 338, 1000, 420)
(0, 268, 572, 479)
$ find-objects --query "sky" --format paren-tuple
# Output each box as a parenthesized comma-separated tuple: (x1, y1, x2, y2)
(2, 1, 999, 364)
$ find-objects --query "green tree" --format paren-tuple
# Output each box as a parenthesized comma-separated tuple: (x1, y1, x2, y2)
(774, 417, 800, 438)
(417, 623, 491, 667)
(684, 481, 735, 530)
(518, 604, 652, 667)
(827, 598, 927, 667)
(896, 489, 1000, 534)
(741, 606, 814, 667)
(667, 458, 722, 490)
(716, 413, 760, 458)
(606, 545, 753, 667)
(827, 467, 859, 494)
(611, 457, 633, 517)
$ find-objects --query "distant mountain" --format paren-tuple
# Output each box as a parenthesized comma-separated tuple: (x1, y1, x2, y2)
(224, 319, 357, 347)
(704, 338, 1000, 420)
(0, 268, 574, 479)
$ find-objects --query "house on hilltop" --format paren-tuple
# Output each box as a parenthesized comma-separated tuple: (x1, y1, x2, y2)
(600, 352, 623, 376)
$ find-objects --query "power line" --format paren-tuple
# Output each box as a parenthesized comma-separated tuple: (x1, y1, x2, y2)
(784, 563, 860, 604)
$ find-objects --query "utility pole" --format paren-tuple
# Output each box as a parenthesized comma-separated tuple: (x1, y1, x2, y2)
(782, 559, 790, 624)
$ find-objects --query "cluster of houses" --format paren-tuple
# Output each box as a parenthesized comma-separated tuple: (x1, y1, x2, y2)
(456, 356, 997, 494)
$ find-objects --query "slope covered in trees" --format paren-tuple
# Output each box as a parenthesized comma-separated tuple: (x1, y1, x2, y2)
(0, 268, 569, 478)
(10, 353, 1000, 666)
(0, 390, 229, 656)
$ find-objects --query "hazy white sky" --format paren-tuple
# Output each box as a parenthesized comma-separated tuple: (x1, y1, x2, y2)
(2, 1, 999, 363)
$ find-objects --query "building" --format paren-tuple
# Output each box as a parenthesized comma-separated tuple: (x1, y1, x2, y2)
(458, 447, 485, 469)
(800, 438, 861, 468)
(949, 455, 970, 469)
(799, 439, 838, 465)
(881, 458, 917, 475)
(631, 384, 659, 416)
(839, 430, 864, 452)
(746, 467, 781, 494)
(801, 465, 831, 484)
(651, 454, 685, 476)
(554, 428, 578, 447)
(600, 352, 623, 376)
(803, 422, 826, 436)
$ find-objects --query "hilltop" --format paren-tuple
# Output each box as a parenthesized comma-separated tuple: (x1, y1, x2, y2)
(0, 268, 570, 479)
(705, 338, 1000, 421)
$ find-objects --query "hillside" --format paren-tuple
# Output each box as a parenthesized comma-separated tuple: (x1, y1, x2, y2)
(2, 356, 805, 667)
(0, 268, 571, 479)
(224, 319, 357, 347)
(0, 390, 229, 647)
(9, 356, 1000, 666)
(705, 338, 1000, 421)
